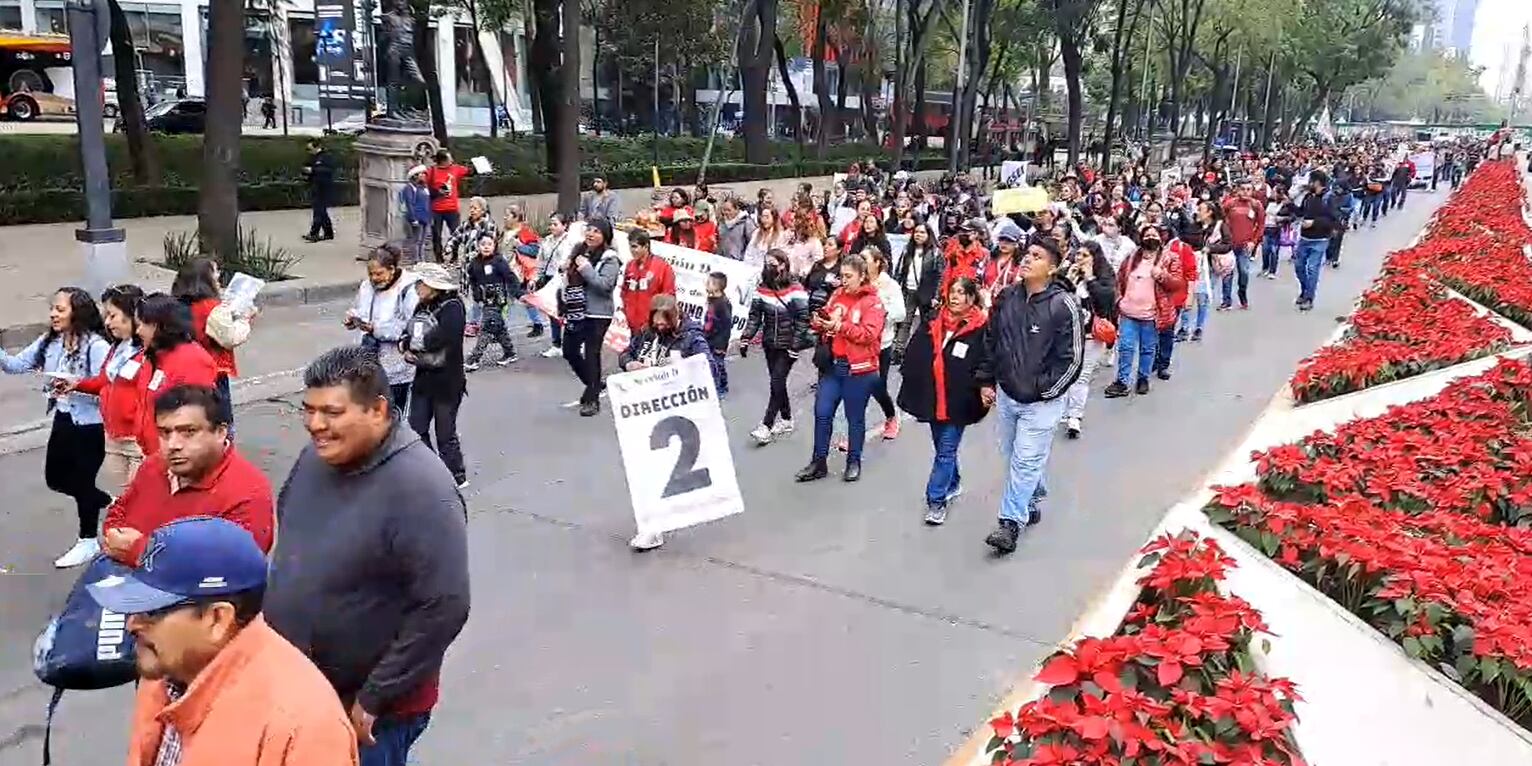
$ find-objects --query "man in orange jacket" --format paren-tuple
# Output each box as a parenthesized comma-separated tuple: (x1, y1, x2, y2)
(88, 517, 357, 766)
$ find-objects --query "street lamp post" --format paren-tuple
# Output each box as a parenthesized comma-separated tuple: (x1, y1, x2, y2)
(66, 0, 128, 295)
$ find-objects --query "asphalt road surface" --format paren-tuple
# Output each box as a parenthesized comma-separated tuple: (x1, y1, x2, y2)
(0, 192, 1442, 766)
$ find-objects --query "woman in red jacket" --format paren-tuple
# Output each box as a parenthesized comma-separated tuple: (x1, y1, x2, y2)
(135, 294, 219, 455)
(173, 258, 246, 429)
(68, 285, 148, 491)
(796, 252, 886, 484)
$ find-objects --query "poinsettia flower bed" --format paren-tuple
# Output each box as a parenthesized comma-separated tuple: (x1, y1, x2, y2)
(1289, 270, 1512, 403)
(1205, 359, 1532, 733)
(1389, 160, 1532, 330)
(984, 531, 1306, 765)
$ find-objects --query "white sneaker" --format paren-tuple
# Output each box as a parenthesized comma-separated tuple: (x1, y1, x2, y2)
(770, 419, 795, 436)
(750, 424, 773, 444)
(53, 537, 100, 569)
(464, 361, 481, 372)
(561, 398, 582, 409)
(540, 346, 563, 359)
(1065, 416, 1082, 439)
(629, 530, 665, 551)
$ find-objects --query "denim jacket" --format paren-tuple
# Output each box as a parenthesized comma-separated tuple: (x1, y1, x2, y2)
(0, 332, 111, 424)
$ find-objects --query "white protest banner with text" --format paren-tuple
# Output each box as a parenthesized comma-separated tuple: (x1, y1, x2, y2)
(1001, 161, 1029, 187)
(608, 353, 743, 536)
(612, 230, 760, 344)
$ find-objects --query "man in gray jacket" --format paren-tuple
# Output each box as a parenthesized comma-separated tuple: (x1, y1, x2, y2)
(715, 197, 757, 261)
(265, 346, 470, 766)
(577, 176, 620, 221)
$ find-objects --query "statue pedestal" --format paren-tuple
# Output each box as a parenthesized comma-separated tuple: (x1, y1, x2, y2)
(355, 123, 439, 255)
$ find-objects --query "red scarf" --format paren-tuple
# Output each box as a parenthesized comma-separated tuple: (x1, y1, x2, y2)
(927, 305, 988, 421)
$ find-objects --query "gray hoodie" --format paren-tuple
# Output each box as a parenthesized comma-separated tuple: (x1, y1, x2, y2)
(264, 420, 470, 714)
(717, 211, 757, 261)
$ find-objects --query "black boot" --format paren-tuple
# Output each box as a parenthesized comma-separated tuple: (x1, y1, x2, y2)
(1103, 381, 1130, 398)
(843, 460, 862, 482)
(985, 519, 1021, 554)
(795, 460, 828, 482)
(1135, 377, 1151, 395)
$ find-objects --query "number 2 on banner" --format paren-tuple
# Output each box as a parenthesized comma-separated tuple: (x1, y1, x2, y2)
(650, 416, 713, 498)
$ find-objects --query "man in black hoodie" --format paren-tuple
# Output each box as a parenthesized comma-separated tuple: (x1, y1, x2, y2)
(267, 346, 470, 766)
(977, 238, 1084, 555)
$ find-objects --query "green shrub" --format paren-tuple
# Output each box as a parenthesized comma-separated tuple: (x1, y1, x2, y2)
(162, 227, 301, 282)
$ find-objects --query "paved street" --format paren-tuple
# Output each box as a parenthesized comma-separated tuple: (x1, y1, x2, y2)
(0, 191, 1442, 766)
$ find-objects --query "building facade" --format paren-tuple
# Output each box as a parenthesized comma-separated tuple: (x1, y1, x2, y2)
(0, 0, 532, 129)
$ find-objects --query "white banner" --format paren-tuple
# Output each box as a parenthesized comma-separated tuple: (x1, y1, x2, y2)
(1001, 160, 1029, 187)
(608, 353, 743, 536)
(1408, 151, 1435, 186)
(612, 230, 760, 343)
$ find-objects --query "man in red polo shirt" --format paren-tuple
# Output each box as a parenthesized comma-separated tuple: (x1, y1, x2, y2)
(100, 384, 273, 564)
(621, 229, 677, 334)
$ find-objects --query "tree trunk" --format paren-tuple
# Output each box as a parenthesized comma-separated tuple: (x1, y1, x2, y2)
(531, 0, 561, 169)
(860, 63, 880, 145)
(1058, 33, 1085, 167)
(466, 0, 497, 138)
(1100, 0, 1143, 168)
(912, 57, 927, 150)
(954, 0, 993, 170)
(1201, 69, 1227, 160)
(813, 12, 830, 159)
(834, 45, 849, 140)
(739, 0, 775, 163)
(107, 0, 157, 184)
(556, 0, 581, 211)
(198, 0, 243, 259)
(524, 11, 545, 133)
(773, 34, 804, 153)
(410, 0, 448, 145)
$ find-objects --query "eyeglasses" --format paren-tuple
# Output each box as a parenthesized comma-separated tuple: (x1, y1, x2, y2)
(136, 600, 197, 623)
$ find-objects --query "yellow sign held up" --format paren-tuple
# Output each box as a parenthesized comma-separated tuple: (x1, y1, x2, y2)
(992, 187, 1050, 215)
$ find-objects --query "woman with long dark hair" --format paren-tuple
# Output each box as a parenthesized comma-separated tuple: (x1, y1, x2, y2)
(66, 285, 147, 493)
(136, 294, 218, 455)
(1, 287, 112, 567)
(897, 277, 992, 525)
(172, 257, 248, 429)
(740, 249, 811, 444)
(796, 253, 886, 483)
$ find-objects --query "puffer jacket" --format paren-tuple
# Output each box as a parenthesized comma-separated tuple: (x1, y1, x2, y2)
(821, 284, 886, 376)
(980, 279, 1084, 404)
(619, 315, 721, 388)
(740, 280, 812, 351)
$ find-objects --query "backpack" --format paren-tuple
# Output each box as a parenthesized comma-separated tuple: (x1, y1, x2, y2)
(33, 555, 139, 764)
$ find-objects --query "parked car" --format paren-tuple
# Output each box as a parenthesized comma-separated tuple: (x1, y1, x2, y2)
(114, 97, 206, 134)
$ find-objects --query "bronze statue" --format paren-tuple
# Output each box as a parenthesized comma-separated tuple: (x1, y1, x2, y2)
(380, 0, 426, 122)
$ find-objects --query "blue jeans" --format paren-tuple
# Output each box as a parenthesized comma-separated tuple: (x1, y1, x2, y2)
(925, 422, 965, 507)
(1155, 314, 1178, 373)
(1220, 245, 1252, 307)
(523, 303, 544, 329)
(1294, 237, 1327, 303)
(1114, 317, 1157, 385)
(813, 359, 876, 462)
(995, 391, 1063, 524)
(360, 712, 432, 766)
(1260, 229, 1281, 274)
(1178, 286, 1209, 335)
(1361, 193, 1383, 223)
